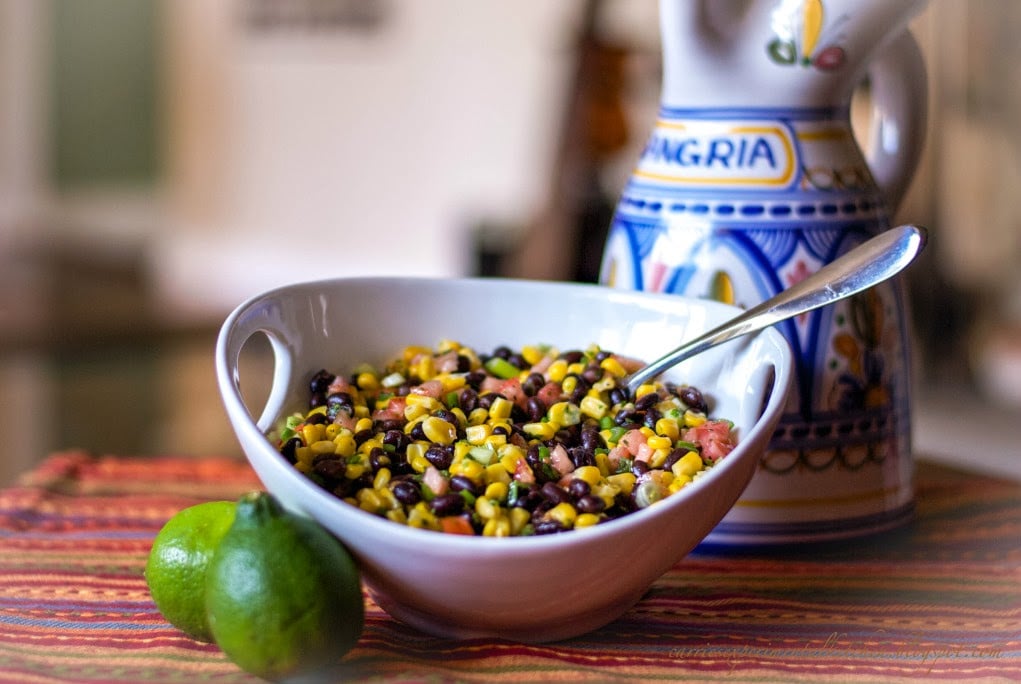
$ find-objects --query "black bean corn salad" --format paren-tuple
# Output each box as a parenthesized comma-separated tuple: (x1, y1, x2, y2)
(273, 341, 736, 536)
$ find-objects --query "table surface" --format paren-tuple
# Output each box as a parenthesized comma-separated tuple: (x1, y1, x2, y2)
(0, 452, 1018, 683)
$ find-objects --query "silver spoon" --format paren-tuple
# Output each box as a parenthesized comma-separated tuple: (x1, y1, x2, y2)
(624, 224, 928, 393)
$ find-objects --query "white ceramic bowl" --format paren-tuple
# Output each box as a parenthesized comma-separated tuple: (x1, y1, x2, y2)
(215, 277, 793, 642)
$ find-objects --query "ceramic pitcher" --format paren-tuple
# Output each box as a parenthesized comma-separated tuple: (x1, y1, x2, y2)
(600, 0, 929, 543)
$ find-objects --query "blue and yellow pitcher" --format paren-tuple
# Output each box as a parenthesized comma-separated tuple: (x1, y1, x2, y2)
(601, 0, 929, 543)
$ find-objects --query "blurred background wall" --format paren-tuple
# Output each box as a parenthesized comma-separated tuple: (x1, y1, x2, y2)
(1, 0, 1019, 485)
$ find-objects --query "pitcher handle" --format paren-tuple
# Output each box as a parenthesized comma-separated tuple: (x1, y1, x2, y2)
(864, 29, 928, 212)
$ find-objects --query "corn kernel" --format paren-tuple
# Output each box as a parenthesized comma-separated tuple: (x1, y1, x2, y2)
(310, 439, 336, 456)
(448, 407, 468, 427)
(579, 395, 608, 420)
(332, 433, 356, 457)
(483, 433, 507, 449)
(386, 509, 408, 525)
(599, 357, 627, 377)
(509, 507, 531, 535)
(683, 409, 707, 427)
(672, 451, 703, 478)
(635, 383, 657, 399)
(468, 407, 489, 426)
(410, 454, 431, 473)
(561, 375, 578, 396)
(521, 345, 545, 366)
(647, 435, 672, 450)
(523, 422, 557, 440)
(595, 452, 611, 477)
(649, 448, 670, 469)
(441, 374, 466, 393)
(422, 416, 456, 445)
(403, 403, 429, 422)
(575, 513, 601, 529)
(295, 446, 312, 467)
(466, 423, 491, 445)
(325, 423, 341, 439)
(593, 376, 616, 392)
(606, 472, 636, 496)
(475, 496, 500, 520)
(301, 423, 324, 446)
(455, 457, 485, 481)
(454, 441, 471, 462)
(548, 401, 581, 427)
(357, 437, 383, 455)
(356, 488, 384, 512)
(345, 462, 367, 480)
(496, 453, 519, 477)
(488, 396, 513, 421)
(373, 467, 392, 490)
(547, 359, 568, 383)
(356, 372, 379, 392)
(294, 460, 312, 474)
(354, 417, 374, 433)
(483, 515, 511, 537)
(655, 417, 680, 441)
(485, 481, 509, 501)
(403, 345, 432, 362)
(546, 502, 577, 528)
(573, 465, 602, 487)
(668, 474, 692, 494)
(413, 355, 436, 381)
(486, 462, 511, 485)
(406, 394, 441, 411)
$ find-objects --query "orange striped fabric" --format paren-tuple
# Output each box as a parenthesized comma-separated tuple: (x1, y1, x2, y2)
(0, 451, 1018, 683)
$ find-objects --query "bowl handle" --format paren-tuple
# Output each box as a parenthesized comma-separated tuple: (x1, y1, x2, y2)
(216, 300, 296, 433)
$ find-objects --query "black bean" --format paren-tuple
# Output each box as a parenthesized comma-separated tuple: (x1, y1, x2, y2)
(679, 386, 708, 413)
(425, 444, 454, 470)
(304, 412, 328, 425)
(458, 387, 479, 413)
(449, 475, 480, 495)
(353, 428, 375, 445)
(492, 345, 513, 360)
(561, 350, 584, 363)
(391, 480, 421, 505)
(309, 393, 326, 409)
(643, 407, 661, 429)
(579, 428, 603, 451)
(309, 369, 335, 395)
(541, 482, 572, 505)
(632, 460, 650, 478)
(508, 353, 527, 370)
(409, 421, 427, 441)
(576, 495, 606, 514)
(567, 478, 590, 500)
(663, 448, 684, 470)
(476, 393, 498, 411)
(635, 392, 660, 411)
(280, 437, 301, 463)
(382, 429, 408, 452)
(608, 387, 629, 406)
(430, 493, 465, 516)
(368, 448, 391, 472)
(456, 354, 472, 372)
(522, 373, 545, 396)
(466, 370, 486, 390)
(533, 519, 566, 535)
(526, 396, 546, 422)
(568, 446, 595, 468)
(313, 456, 346, 480)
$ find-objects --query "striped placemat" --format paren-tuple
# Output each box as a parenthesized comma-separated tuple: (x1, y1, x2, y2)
(0, 451, 1018, 683)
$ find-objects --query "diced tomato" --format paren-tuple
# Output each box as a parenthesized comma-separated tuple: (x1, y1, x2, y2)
(513, 458, 535, 484)
(536, 382, 563, 408)
(497, 378, 526, 407)
(371, 396, 406, 422)
(434, 350, 461, 374)
(411, 379, 444, 398)
(550, 444, 574, 475)
(634, 442, 655, 463)
(683, 420, 736, 463)
(423, 465, 448, 496)
(618, 429, 647, 457)
(439, 515, 475, 535)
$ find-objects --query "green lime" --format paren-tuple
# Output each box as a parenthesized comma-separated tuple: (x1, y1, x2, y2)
(145, 500, 236, 642)
(205, 491, 364, 681)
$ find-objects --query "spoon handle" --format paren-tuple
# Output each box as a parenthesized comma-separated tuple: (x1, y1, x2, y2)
(624, 224, 928, 393)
